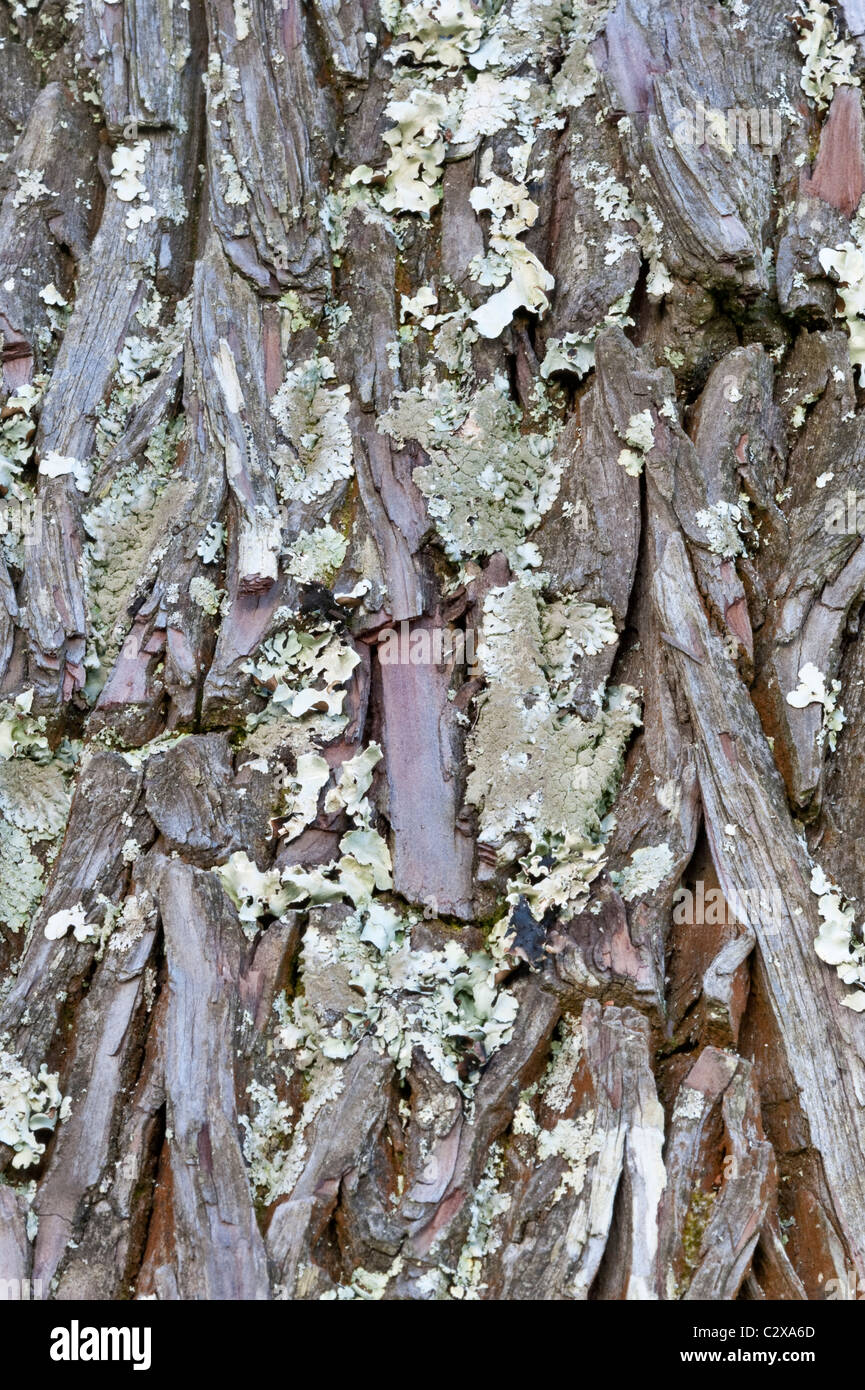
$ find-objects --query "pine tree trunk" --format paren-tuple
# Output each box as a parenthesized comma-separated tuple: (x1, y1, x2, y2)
(2, 0, 865, 1302)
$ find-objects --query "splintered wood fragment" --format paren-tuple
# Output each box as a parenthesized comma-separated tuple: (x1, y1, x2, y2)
(0, 752, 153, 1100)
(482, 1001, 665, 1301)
(378, 616, 474, 919)
(31, 882, 159, 1292)
(653, 527, 865, 1273)
(266, 1039, 394, 1298)
(0, 1187, 31, 1290)
(136, 858, 270, 1300)
(681, 1055, 773, 1301)
(661, 631, 705, 663)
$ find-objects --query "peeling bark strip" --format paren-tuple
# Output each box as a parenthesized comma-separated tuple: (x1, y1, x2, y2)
(2, 0, 865, 1305)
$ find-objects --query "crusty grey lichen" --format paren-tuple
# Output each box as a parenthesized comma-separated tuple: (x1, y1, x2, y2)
(449, 1142, 511, 1298)
(0, 821, 46, 938)
(95, 291, 189, 461)
(694, 499, 747, 558)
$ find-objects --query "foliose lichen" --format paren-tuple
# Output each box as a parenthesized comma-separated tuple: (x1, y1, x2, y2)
(269, 356, 354, 505)
(378, 374, 560, 571)
(0, 1048, 70, 1169)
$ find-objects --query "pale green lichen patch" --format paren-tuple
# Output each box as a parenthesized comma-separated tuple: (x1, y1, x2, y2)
(197, 520, 225, 564)
(237, 1080, 293, 1203)
(695, 500, 747, 558)
(280, 752, 331, 843)
(611, 843, 675, 902)
(189, 575, 225, 616)
(359, 0, 617, 349)
(541, 291, 634, 381)
(449, 1143, 511, 1298)
(11, 167, 54, 208)
(624, 410, 655, 452)
(0, 822, 46, 938)
(388, 0, 484, 68)
(510, 1058, 602, 1210)
(285, 524, 349, 584)
(448, 1012, 601, 1295)
(0, 1049, 70, 1169)
(0, 692, 76, 935)
(819, 198, 865, 383)
(569, 160, 673, 309)
(324, 743, 382, 819)
(467, 581, 637, 848)
(795, 0, 859, 111)
(616, 409, 656, 477)
(82, 292, 190, 691)
(217, 827, 392, 936)
(110, 142, 148, 202)
(320, 1256, 406, 1301)
(269, 357, 354, 505)
(112, 729, 191, 770)
(217, 726, 390, 934)
(470, 0, 614, 85)
(468, 154, 555, 338)
(809, 863, 865, 1010)
(110, 141, 157, 236)
(378, 374, 560, 569)
(279, 905, 518, 1089)
(391, 280, 480, 377)
(218, 150, 249, 209)
(243, 622, 360, 729)
(785, 662, 845, 749)
(43, 903, 98, 943)
(467, 581, 640, 921)
(539, 1013, 583, 1112)
(240, 1062, 344, 1205)
(38, 451, 92, 493)
(400, 284, 438, 322)
(540, 597, 618, 666)
(216, 854, 291, 926)
(277, 290, 313, 332)
(448, 71, 533, 147)
(83, 451, 185, 693)
(536, 1113, 602, 1201)
(239, 906, 519, 1209)
(0, 689, 47, 761)
(96, 291, 190, 462)
(0, 379, 43, 495)
(380, 88, 450, 218)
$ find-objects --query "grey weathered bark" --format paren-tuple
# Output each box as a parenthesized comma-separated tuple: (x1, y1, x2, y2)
(2, 0, 865, 1302)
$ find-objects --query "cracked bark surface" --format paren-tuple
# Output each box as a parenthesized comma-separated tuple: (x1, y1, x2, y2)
(2, 0, 865, 1302)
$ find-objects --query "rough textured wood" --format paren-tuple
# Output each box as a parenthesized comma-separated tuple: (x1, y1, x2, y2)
(3, 0, 865, 1304)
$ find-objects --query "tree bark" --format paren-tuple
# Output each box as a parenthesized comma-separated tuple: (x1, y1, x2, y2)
(2, 0, 865, 1301)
